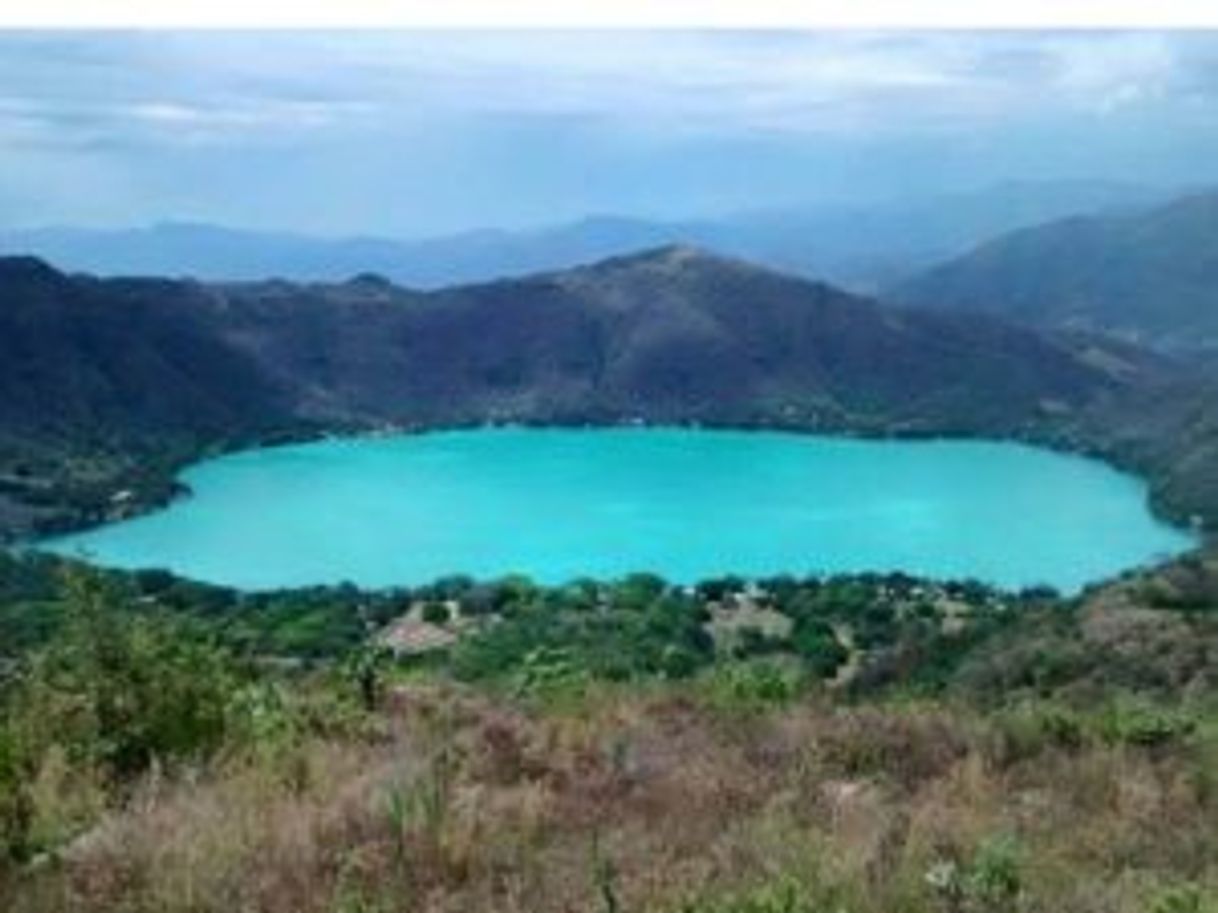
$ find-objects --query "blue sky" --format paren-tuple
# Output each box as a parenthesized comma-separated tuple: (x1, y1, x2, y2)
(2, 30, 1217, 235)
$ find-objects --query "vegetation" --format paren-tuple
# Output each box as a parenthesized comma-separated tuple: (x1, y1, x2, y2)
(0, 552, 407, 661)
(0, 550, 1214, 911)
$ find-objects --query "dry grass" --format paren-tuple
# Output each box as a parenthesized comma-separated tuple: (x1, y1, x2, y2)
(3, 677, 1215, 913)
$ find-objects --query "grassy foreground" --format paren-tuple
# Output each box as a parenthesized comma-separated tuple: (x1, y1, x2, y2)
(1, 556, 1216, 912)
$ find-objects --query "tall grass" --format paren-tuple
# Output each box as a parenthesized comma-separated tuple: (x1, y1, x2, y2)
(3, 679, 1214, 913)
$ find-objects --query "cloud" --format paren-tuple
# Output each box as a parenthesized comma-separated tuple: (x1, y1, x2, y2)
(0, 31, 1216, 233)
(1040, 32, 1178, 112)
(2, 30, 1213, 150)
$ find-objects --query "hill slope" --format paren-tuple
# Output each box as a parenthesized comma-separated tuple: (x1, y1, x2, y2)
(891, 190, 1218, 350)
(206, 245, 1125, 432)
(0, 257, 289, 443)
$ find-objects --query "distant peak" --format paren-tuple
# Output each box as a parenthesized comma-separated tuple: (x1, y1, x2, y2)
(0, 255, 63, 283)
(345, 271, 394, 289)
(587, 243, 728, 273)
(637, 243, 709, 262)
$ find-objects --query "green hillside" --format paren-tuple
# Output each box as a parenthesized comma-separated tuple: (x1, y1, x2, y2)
(892, 190, 1218, 351)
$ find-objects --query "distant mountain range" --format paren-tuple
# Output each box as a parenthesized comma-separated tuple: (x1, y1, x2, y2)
(0, 179, 1170, 293)
(891, 189, 1218, 351)
(1, 245, 1178, 537)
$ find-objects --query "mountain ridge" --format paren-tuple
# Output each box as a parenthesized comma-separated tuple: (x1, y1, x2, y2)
(1, 179, 1177, 292)
(891, 189, 1218, 350)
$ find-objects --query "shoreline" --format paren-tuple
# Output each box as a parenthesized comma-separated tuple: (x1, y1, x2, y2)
(20, 418, 1205, 596)
(26, 413, 1209, 525)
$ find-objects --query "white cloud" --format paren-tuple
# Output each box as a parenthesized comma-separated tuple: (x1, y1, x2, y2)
(1043, 32, 1177, 111)
(0, 30, 1216, 233)
(0, 31, 1212, 147)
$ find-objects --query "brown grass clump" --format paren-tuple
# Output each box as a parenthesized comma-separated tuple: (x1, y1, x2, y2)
(3, 677, 1215, 913)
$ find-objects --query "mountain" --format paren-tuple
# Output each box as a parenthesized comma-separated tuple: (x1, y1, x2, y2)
(0, 256, 304, 538)
(0, 257, 289, 444)
(206, 244, 1132, 432)
(0, 222, 419, 286)
(890, 190, 1218, 351)
(692, 178, 1170, 291)
(0, 246, 1164, 537)
(0, 180, 1170, 292)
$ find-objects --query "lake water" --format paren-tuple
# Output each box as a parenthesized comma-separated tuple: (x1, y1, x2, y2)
(43, 428, 1194, 592)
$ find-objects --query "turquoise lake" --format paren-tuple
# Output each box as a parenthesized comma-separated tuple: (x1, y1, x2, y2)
(43, 428, 1195, 592)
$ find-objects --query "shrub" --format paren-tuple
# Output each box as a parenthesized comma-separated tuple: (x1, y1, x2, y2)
(0, 724, 33, 863)
(926, 835, 1022, 913)
(513, 647, 589, 699)
(612, 572, 669, 611)
(985, 702, 1086, 767)
(421, 602, 451, 625)
(9, 570, 240, 778)
(817, 708, 968, 787)
(706, 660, 804, 712)
(791, 620, 847, 678)
(1097, 700, 1197, 749)
(732, 625, 789, 658)
(1147, 883, 1218, 913)
(0, 567, 249, 862)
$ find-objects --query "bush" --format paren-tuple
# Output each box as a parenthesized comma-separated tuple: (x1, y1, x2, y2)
(706, 660, 804, 712)
(451, 585, 714, 683)
(421, 602, 452, 625)
(791, 621, 847, 678)
(985, 702, 1086, 766)
(732, 625, 789, 658)
(0, 568, 249, 862)
(14, 571, 240, 776)
(926, 835, 1022, 913)
(0, 725, 33, 863)
(1097, 701, 1197, 749)
(513, 646, 588, 700)
(1148, 883, 1218, 913)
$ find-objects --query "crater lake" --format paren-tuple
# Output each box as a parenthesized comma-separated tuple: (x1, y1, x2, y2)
(41, 428, 1195, 592)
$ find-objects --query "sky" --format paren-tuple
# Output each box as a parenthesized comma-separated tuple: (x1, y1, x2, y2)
(1, 30, 1217, 236)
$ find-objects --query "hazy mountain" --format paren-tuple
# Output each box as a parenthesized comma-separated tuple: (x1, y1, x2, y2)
(891, 189, 1218, 351)
(691, 178, 1172, 291)
(0, 180, 1170, 292)
(0, 223, 417, 287)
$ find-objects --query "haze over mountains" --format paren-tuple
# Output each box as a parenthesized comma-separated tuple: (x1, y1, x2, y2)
(0, 180, 1170, 293)
(892, 189, 1218, 351)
